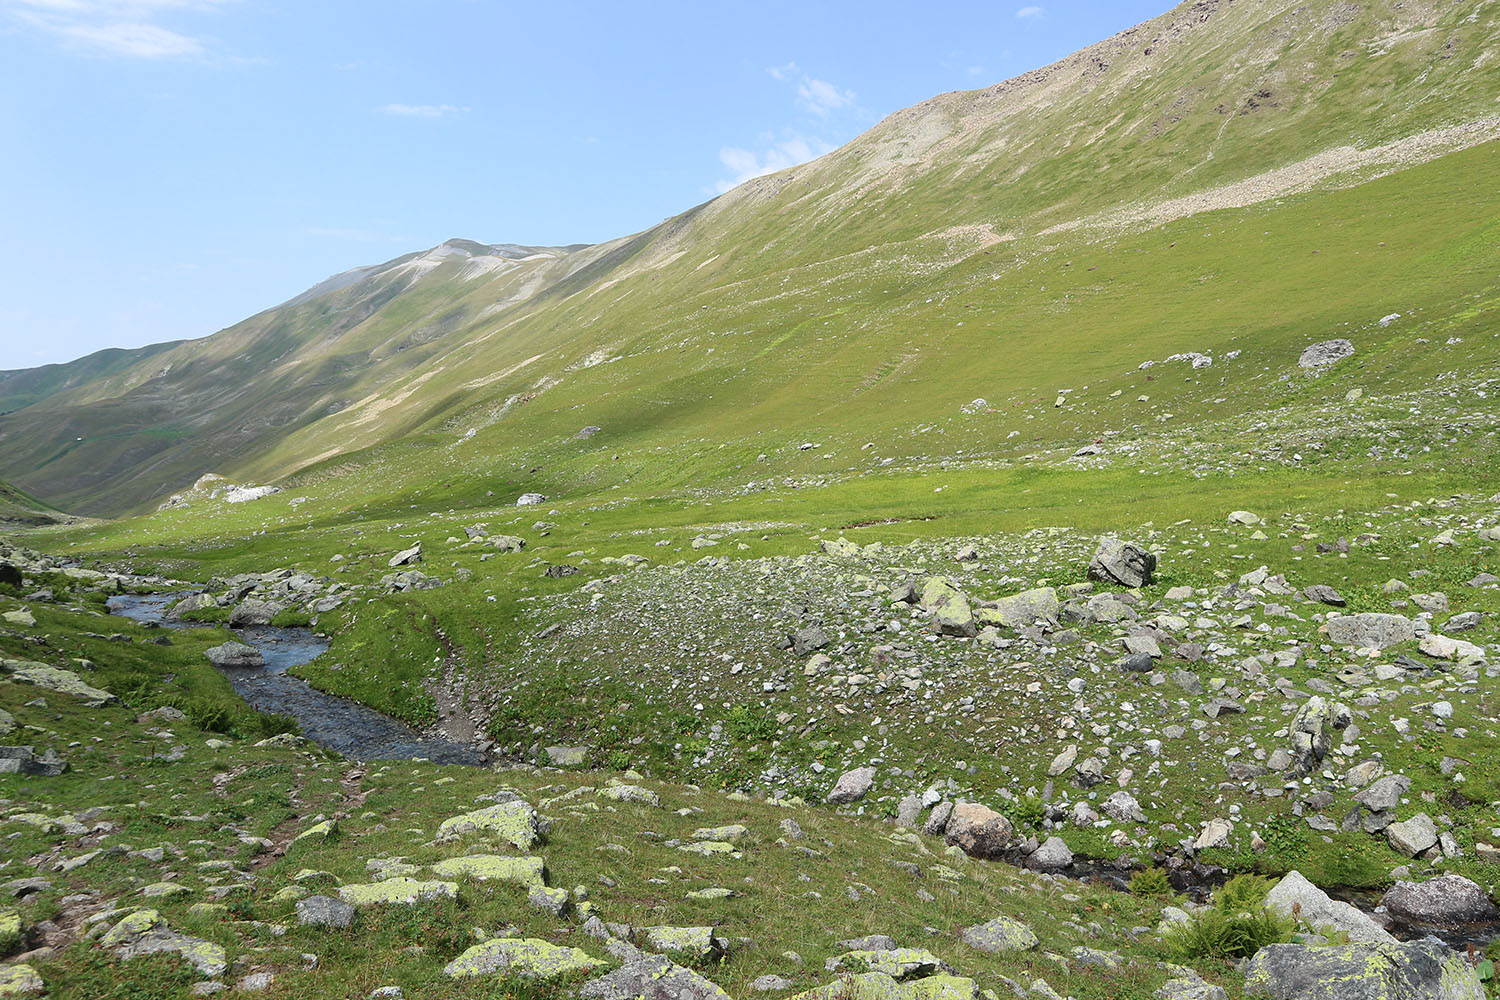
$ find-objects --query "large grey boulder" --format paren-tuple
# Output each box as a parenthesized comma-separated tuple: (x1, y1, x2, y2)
(943, 800, 1014, 859)
(1324, 613, 1415, 650)
(1354, 774, 1410, 813)
(228, 599, 277, 628)
(1088, 538, 1157, 588)
(1024, 836, 1073, 872)
(1245, 940, 1482, 999)
(1298, 339, 1355, 370)
(1386, 813, 1439, 857)
(0, 745, 67, 777)
(387, 543, 422, 568)
(204, 641, 264, 669)
(1381, 875, 1500, 927)
(979, 587, 1060, 629)
(827, 767, 876, 805)
(166, 593, 218, 619)
(1264, 871, 1394, 945)
(296, 895, 356, 929)
(579, 955, 730, 1000)
(1288, 696, 1350, 775)
(958, 915, 1038, 952)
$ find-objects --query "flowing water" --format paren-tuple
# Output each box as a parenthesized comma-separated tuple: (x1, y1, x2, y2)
(108, 592, 486, 766)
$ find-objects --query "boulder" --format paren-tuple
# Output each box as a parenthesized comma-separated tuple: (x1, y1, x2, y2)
(1024, 836, 1073, 872)
(1354, 775, 1410, 813)
(1288, 696, 1350, 775)
(958, 916, 1038, 952)
(919, 577, 976, 637)
(1324, 614, 1415, 650)
(336, 879, 457, 906)
(943, 801, 1014, 859)
(790, 626, 830, 656)
(516, 494, 547, 506)
(828, 767, 876, 805)
(579, 955, 731, 1000)
(1244, 940, 1482, 1000)
(1386, 813, 1439, 857)
(978, 588, 1059, 629)
(1264, 871, 1393, 945)
(445, 938, 604, 980)
(295, 895, 356, 929)
(1102, 791, 1146, 824)
(204, 641, 263, 669)
(0, 965, 43, 996)
(1088, 538, 1157, 588)
(1381, 875, 1500, 927)
(0, 746, 66, 777)
(228, 599, 278, 627)
(826, 948, 951, 980)
(1, 658, 115, 707)
(436, 800, 543, 849)
(1297, 339, 1355, 370)
(641, 926, 728, 961)
(100, 908, 227, 977)
(1192, 818, 1233, 851)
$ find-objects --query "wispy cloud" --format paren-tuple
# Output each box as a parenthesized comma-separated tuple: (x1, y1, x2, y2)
(796, 76, 854, 116)
(1015, 5, 1045, 21)
(2, 0, 230, 58)
(714, 134, 832, 194)
(381, 103, 469, 118)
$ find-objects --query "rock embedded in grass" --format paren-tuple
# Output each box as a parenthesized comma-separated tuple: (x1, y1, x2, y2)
(958, 915, 1039, 952)
(444, 937, 604, 980)
(827, 766, 876, 804)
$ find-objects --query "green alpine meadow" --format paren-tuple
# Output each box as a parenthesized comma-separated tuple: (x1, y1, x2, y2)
(3, 2, 1500, 998)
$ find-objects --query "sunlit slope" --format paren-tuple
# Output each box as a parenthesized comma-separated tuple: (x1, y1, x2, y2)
(2, 0, 1497, 516)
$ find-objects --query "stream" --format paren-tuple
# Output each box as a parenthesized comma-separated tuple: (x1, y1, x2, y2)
(108, 592, 487, 767)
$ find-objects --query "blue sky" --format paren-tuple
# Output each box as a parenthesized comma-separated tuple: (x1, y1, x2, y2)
(1, 0, 1168, 368)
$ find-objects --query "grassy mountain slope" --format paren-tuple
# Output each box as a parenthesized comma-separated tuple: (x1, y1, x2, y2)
(2, 0, 1497, 517)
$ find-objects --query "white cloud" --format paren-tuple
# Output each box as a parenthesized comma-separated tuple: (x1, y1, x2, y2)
(381, 103, 469, 118)
(3, 0, 230, 57)
(1015, 5, 1045, 20)
(714, 135, 832, 194)
(765, 61, 798, 81)
(796, 76, 854, 116)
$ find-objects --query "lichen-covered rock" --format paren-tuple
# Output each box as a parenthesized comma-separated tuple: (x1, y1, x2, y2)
(1264, 871, 1394, 945)
(528, 885, 570, 916)
(444, 937, 605, 980)
(1298, 339, 1355, 369)
(436, 800, 543, 849)
(1288, 696, 1351, 775)
(691, 824, 748, 844)
(0, 964, 43, 996)
(0, 658, 116, 707)
(100, 909, 227, 977)
(291, 819, 337, 845)
(959, 916, 1039, 952)
(0, 911, 25, 953)
(335, 879, 457, 906)
(977, 587, 1059, 629)
(431, 855, 546, 888)
(581, 956, 731, 1000)
(917, 577, 976, 637)
(1324, 613, 1416, 650)
(826, 949, 952, 980)
(1088, 538, 1157, 588)
(790, 972, 969, 1000)
(1244, 940, 1483, 1000)
(943, 801, 1014, 859)
(599, 784, 661, 807)
(641, 925, 728, 960)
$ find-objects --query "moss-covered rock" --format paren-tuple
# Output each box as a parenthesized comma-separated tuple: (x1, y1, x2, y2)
(290, 819, 338, 845)
(827, 949, 952, 980)
(1244, 940, 1483, 1000)
(0, 911, 24, 953)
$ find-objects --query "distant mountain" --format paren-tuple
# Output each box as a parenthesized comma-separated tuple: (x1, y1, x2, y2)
(2, 0, 1498, 516)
